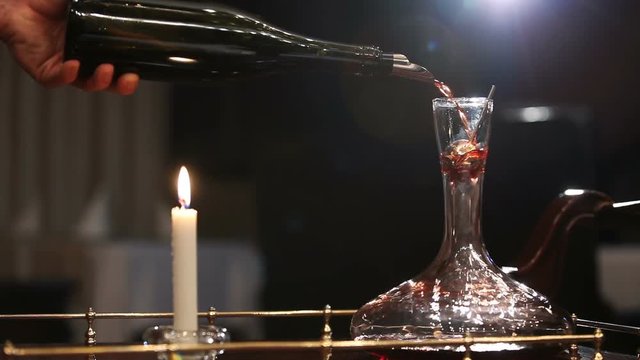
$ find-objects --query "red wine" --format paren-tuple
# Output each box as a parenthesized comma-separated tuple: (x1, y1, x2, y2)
(434, 80, 473, 141)
(440, 142, 488, 181)
(432, 79, 486, 179)
(393, 64, 489, 180)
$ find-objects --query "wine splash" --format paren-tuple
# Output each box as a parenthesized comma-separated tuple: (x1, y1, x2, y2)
(434, 79, 489, 179)
(440, 140, 488, 181)
(390, 61, 494, 180)
(434, 79, 474, 141)
(390, 62, 475, 141)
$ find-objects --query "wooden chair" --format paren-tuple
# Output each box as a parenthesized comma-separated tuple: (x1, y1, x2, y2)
(512, 189, 639, 353)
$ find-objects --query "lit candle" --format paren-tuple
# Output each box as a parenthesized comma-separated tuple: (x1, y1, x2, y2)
(171, 166, 198, 332)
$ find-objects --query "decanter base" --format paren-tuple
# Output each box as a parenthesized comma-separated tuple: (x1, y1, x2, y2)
(371, 346, 568, 360)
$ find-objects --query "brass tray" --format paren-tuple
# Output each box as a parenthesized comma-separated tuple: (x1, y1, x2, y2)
(1, 307, 637, 360)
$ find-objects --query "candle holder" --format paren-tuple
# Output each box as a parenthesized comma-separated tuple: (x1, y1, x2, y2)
(142, 325, 229, 360)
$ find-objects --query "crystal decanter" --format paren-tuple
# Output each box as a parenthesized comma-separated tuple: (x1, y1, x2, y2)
(350, 97, 573, 352)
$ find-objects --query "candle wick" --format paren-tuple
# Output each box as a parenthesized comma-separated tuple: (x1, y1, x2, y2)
(179, 198, 188, 209)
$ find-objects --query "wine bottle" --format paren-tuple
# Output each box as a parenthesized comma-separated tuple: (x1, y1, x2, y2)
(64, 0, 434, 83)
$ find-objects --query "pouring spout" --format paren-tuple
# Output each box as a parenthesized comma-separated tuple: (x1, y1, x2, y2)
(385, 53, 435, 83)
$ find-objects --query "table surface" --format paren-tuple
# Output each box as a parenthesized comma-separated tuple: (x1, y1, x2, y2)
(2, 346, 635, 360)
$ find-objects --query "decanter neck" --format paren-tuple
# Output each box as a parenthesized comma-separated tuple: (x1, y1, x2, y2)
(439, 174, 487, 256)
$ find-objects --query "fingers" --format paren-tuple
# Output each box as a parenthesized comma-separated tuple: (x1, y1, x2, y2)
(113, 73, 140, 96)
(60, 60, 80, 85)
(85, 63, 115, 92)
(37, 60, 79, 87)
(70, 62, 140, 95)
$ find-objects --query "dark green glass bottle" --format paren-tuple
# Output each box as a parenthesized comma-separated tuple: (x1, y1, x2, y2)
(64, 0, 434, 83)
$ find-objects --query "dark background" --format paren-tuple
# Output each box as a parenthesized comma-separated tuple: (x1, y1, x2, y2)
(168, 0, 639, 340)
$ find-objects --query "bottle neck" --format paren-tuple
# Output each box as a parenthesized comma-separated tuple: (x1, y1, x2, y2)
(279, 41, 394, 75)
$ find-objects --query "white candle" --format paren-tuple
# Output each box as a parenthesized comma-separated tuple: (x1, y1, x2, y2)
(171, 166, 198, 331)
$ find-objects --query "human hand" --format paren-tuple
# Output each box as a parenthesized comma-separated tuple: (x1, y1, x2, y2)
(0, 0, 139, 95)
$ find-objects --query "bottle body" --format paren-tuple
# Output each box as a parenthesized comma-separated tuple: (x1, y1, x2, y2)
(64, 0, 398, 82)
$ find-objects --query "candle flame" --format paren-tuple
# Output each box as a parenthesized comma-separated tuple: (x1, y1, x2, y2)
(177, 166, 191, 208)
